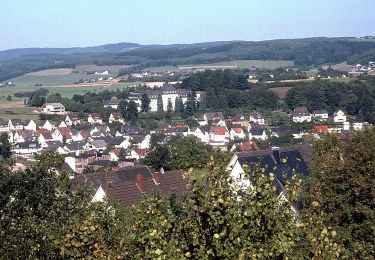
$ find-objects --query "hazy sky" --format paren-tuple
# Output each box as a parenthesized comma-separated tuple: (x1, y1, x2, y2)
(1, 0, 374, 50)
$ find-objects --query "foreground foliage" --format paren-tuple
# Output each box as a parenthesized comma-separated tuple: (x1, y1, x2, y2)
(303, 129, 375, 258)
(2, 127, 375, 259)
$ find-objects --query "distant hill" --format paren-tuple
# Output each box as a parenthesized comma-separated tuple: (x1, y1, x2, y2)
(0, 42, 141, 61)
(1, 37, 375, 82)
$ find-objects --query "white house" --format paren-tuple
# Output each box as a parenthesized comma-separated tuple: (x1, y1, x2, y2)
(109, 112, 125, 124)
(39, 120, 54, 131)
(24, 119, 37, 131)
(65, 113, 81, 126)
(313, 110, 329, 121)
(88, 113, 103, 125)
(248, 126, 268, 141)
(291, 107, 311, 123)
(230, 126, 246, 140)
(8, 119, 24, 131)
(13, 141, 41, 155)
(131, 134, 151, 149)
(209, 126, 229, 145)
(226, 148, 309, 206)
(0, 119, 9, 132)
(353, 122, 364, 131)
(334, 110, 347, 123)
(42, 103, 65, 115)
(249, 111, 265, 125)
(189, 126, 209, 143)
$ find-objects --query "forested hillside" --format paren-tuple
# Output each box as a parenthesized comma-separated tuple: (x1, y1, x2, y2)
(2, 37, 375, 82)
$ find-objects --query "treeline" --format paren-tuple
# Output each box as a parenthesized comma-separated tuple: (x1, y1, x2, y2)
(285, 80, 375, 122)
(114, 38, 375, 68)
(179, 70, 279, 111)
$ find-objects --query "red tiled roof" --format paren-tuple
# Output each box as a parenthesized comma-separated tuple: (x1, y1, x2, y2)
(35, 129, 51, 137)
(212, 126, 227, 135)
(111, 148, 123, 157)
(233, 127, 243, 134)
(313, 125, 329, 133)
(134, 148, 151, 156)
(57, 127, 72, 138)
(79, 130, 91, 138)
(16, 129, 33, 137)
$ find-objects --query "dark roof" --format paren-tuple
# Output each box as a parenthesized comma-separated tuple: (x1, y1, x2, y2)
(205, 112, 224, 121)
(313, 110, 328, 114)
(103, 137, 126, 146)
(44, 140, 63, 150)
(120, 125, 142, 135)
(0, 118, 7, 126)
(232, 113, 246, 121)
(9, 119, 23, 125)
(270, 126, 295, 135)
(130, 134, 146, 144)
(250, 126, 265, 135)
(73, 166, 188, 208)
(291, 107, 310, 117)
(18, 141, 40, 149)
(250, 111, 263, 119)
(236, 146, 309, 195)
(65, 141, 86, 151)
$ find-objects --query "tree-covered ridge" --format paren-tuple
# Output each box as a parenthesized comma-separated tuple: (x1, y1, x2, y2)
(2, 37, 375, 82)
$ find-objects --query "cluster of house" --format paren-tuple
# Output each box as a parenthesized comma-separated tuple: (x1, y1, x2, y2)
(0, 81, 13, 87)
(351, 61, 375, 73)
(291, 107, 369, 133)
(0, 114, 151, 172)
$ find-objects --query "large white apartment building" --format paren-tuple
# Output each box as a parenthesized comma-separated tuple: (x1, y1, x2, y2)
(127, 86, 202, 112)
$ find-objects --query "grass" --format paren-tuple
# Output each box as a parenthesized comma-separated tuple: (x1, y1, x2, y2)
(0, 107, 39, 121)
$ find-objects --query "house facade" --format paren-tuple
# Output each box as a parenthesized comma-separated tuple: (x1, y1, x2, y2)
(42, 103, 65, 115)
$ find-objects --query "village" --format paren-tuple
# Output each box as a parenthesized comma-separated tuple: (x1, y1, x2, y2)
(0, 86, 370, 177)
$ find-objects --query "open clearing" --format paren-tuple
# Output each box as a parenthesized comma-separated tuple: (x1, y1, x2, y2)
(269, 87, 292, 99)
(27, 68, 73, 76)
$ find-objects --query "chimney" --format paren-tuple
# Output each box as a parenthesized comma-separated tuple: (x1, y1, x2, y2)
(136, 173, 145, 193)
(272, 147, 281, 165)
(153, 171, 161, 185)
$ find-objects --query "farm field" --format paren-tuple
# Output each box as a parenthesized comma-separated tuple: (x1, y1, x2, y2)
(8, 64, 134, 88)
(0, 106, 39, 121)
(143, 60, 294, 72)
(9, 70, 105, 87)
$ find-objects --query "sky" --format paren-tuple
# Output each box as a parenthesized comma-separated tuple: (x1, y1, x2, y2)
(0, 0, 374, 51)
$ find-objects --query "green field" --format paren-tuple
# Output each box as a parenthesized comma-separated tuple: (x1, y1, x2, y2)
(10, 71, 106, 87)
(0, 106, 39, 121)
